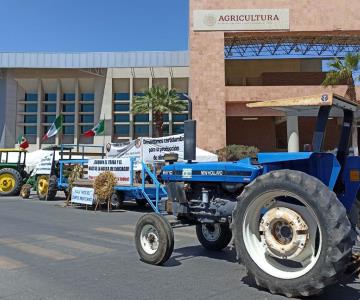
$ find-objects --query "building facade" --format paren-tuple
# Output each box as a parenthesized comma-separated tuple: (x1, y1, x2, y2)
(189, 0, 360, 152)
(0, 52, 189, 151)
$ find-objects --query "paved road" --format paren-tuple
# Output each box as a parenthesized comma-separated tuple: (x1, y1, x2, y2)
(0, 194, 359, 300)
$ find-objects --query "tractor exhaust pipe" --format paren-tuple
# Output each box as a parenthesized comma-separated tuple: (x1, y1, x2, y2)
(184, 120, 196, 162)
(182, 94, 196, 162)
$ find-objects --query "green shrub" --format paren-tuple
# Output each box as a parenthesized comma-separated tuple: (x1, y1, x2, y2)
(216, 144, 259, 162)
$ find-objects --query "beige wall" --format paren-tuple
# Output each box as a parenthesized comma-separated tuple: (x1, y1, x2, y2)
(190, 0, 360, 150)
(225, 58, 322, 86)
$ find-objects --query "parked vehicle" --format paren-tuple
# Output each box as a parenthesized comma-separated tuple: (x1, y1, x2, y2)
(0, 149, 28, 196)
(135, 93, 360, 297)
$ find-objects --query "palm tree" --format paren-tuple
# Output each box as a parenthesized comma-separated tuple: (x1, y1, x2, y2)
(322, 52, 360, 155)
(132, 86, 187, 137)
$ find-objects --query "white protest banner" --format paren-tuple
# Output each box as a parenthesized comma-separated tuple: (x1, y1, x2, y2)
(32, 152, 54, 175)
(88, 158, 131, 185)
(106, 139, 141, 159)
(142, 134, 184, 162)
(71, 187, 94, 205)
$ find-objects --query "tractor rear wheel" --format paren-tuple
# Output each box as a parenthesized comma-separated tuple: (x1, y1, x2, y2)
(37, 175, 57, 201)
(111, 192, 124, 209)
(0, 168, 22, 196)
(232, 170, 353, 298)
(196, 223, 232, 251)
(135, 213, 174, 265)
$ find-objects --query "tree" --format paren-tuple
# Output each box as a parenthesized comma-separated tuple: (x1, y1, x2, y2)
(322, 52, 360, 155)
(132, 86, 187, 137)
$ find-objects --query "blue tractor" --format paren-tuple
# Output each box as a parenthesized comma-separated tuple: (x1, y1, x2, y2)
(134, 93, 360, 297)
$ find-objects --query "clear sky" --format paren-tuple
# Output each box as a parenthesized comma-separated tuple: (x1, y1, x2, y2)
(0, 0, 189, 52)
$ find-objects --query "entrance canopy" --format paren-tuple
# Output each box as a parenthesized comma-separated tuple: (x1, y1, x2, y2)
(224, 31, 360, 58)
(247, 93, 358, 116)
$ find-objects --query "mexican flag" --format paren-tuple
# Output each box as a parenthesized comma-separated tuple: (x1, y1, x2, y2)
(41, 115, 63, 141)
(17, 135, 29, 149)
(83, 120, 105, 137)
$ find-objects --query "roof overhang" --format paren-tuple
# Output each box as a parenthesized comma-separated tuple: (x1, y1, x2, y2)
(246, 93, 358, 116)
(224, 31, 360, 58)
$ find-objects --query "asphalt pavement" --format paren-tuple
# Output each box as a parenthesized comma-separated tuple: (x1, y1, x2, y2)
(0, 194, 358, 300)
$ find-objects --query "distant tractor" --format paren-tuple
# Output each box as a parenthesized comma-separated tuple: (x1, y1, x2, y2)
(22, 144, 104, 201)
(135, 93, 360, 297)
(0, 149, 28, 196)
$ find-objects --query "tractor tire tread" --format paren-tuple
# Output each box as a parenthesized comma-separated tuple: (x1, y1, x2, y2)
(195, 223, 232, 251)
(232, 169, 354, 298)
(135, 213, 174, 265)
(0, 168, 22, 196)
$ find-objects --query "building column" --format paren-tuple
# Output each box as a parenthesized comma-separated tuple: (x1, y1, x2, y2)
(55, 79, 61, 145)
(129, 77, 134, 139)
(287, 116, 299, 152)
(94, 69, 112, 146)
(36, 79, 43, 149)
(74, 79, 79, 146)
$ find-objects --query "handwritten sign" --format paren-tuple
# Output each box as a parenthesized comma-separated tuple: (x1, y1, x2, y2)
(32, 152, 54, 175)
(71, 187, 94, 205)
(88, 158, 131, 185)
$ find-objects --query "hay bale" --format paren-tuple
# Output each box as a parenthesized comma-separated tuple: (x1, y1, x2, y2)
(93, 171, 117, 202)
(65, 164, 84, 206)
(20, 184, 31, 199)
(67, 164, 84, 191)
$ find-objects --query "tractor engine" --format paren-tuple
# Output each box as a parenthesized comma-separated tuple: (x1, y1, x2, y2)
(166, 182, 242, 224)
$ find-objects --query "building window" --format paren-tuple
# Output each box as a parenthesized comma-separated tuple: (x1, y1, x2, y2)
(80, 93, 94, 101)
(134, 114, 149, 122)
(24, 126, 37, 135)
(63, 115, 75, 123)
(173, 124, 184, 134)
(80, 104, 94, 112)
(44, 115, 56, 123)
(44, 104, 56, 112)
(24, 115, 37, 123)
(63, 93, 75, 101)
(163, 125, 169, 136)
(113, 93, 130, 101)
(80, 115, 94, 123)
(114, 103, 130, 112)
(62, 104, 75, 112)
(44, 93, 56, 101)
(114, 125, 129, 136)
(162, 114, 169, 122)
(114, 114, 130, 122)
(173, 113, 188, 122)
(25, 93, 37, 101)
(25, 104, 37, 113)
(134, 124, 149, 137)
(63, 126, 74, 135)
(80, 125, 93, 134)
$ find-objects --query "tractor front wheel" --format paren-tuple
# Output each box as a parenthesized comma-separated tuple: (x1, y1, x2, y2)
(135, 213, 174, 265)
(196, 223, 232, 251)
(0, 168, 22, 196)
(37, 175, 57, 201)
(232, 170, 353, 298)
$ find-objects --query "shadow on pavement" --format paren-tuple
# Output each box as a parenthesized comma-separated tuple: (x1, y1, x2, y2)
(165, 245, 360, 300)
(164, 245, 237, 267)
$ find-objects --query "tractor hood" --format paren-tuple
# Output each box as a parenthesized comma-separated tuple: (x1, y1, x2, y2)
(256, 152, 313, 164)
(161, 160, 261, 183)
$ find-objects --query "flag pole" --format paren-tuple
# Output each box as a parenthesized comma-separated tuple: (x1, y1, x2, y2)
(102, 114, 105, 154)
